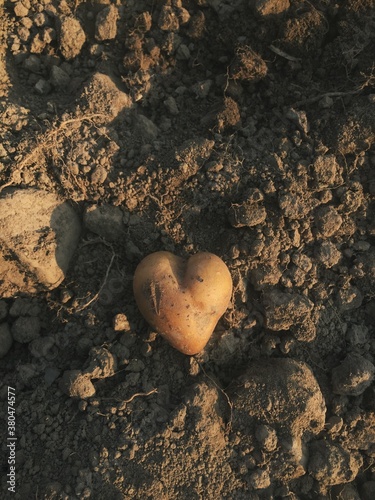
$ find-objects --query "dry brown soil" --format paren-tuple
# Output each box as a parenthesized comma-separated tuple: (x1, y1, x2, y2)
(0, 0, 375, 499)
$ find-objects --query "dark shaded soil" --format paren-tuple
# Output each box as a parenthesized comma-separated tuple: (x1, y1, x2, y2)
(0, 0, 374, 499)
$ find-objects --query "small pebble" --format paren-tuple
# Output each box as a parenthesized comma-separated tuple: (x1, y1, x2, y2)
(12, 316, 41, 343)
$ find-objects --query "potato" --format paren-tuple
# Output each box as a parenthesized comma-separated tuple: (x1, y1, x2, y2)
(133, 251, 233, 355)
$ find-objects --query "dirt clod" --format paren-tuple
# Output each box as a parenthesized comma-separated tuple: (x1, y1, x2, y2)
(308, 440, 363, 487)
(95, 5, 119, 42)
(59, 370, 96, 399)
(0, 0, 374, 496)
(331, 354, 375, 396)
(58, 16, 86, 60)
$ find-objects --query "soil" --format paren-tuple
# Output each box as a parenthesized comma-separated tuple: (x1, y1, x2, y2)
(0, 0, 375, 499)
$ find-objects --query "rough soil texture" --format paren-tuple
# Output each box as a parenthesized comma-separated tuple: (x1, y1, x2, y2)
(0, 0, 375, 499)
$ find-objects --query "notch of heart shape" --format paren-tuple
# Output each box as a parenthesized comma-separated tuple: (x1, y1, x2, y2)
(133, 251, 233, 355)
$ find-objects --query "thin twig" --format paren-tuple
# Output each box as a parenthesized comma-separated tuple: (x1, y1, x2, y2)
(269, 45, 301, 62)
(198, 362, 233, 433)
(75, 251, 116, 312)
(98, 388, 158, 404)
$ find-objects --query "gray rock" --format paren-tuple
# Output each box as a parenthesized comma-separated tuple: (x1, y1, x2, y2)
(176, 44, 190, 60)
(332, 354, 375, 396)
(346, 324, 368, 346)
(44, 366, 60, 386)
(95, 5, 119, 41)
(0, 323, 13, 358)
(192, 79, 213, 98)
(50, 65, 70, 88)
(59, 16, 86, 60)
(84, 204, 125, 242)
(34, 78, 51, 95)
(164, 96, 179, 115)
(134, 114, 159, 141)
(0, 189, 81, 298)
(12, 316, 41, 343)
(24, 54, 41, 73)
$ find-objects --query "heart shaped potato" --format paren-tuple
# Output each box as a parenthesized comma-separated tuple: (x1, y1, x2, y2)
(133, 251, 232, 355)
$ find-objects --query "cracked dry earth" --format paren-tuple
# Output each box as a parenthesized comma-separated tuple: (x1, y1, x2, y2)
(0, 0, 375, 499)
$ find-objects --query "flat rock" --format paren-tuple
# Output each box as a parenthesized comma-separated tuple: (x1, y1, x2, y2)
(50, 65, 70, 88)
(0, 189, 81, 298)
(84, 204, 125, 242)
(263, 289, 314, 331)
(228, 202, 267, 227)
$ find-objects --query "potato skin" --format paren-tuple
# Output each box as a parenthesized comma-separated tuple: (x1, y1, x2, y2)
(133, 251, 232, 355)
